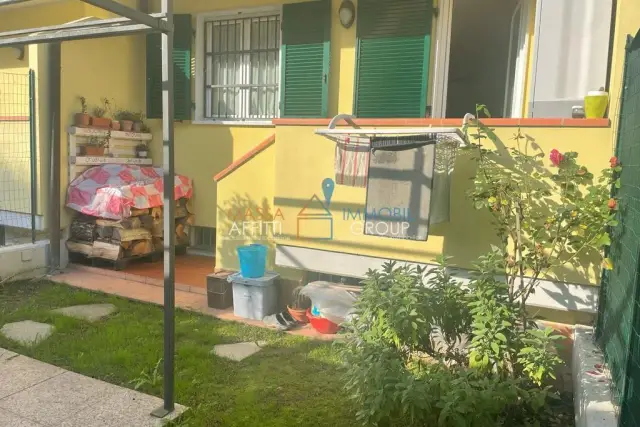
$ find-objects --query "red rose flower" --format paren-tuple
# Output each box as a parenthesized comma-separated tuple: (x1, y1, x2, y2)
(608, 199, 617, 210)
(550, 149, 564, 167)
(610, 156, 619, 168)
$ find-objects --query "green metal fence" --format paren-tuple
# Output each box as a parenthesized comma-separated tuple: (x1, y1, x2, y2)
(596, 31, 640, 426)
(0, 70, 37, 246)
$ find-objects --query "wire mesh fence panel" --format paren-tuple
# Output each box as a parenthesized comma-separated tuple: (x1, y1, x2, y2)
(0, 71, 34, 246)
(597, 32, 640, 426)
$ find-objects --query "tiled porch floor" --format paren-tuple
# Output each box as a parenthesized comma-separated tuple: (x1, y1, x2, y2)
(121, 254, 213, 289)
(51, 268, 334, 341)
(70, 254, 214, 293)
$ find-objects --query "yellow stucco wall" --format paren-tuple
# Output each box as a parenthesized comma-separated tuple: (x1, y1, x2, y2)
(273, 125, 612, 285)
(215, 143, 276, 270)
(608, 0, 639, 132)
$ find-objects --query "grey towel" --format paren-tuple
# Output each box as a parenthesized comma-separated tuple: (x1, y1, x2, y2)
(364, 136, 436, 241)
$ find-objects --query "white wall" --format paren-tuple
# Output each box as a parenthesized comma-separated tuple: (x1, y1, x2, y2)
(529, 0, 613, 117)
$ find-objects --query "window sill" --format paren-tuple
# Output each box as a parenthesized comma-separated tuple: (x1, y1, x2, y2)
(192, 120, 276, 127)
(272, 117, 611, 128)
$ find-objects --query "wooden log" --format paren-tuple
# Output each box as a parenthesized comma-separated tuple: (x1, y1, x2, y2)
(151, 219, 163, 237)
(112, 228, 152, 242)
(95, 217, 141, 229)
(66, 240, 93, 256)
(175, 206, 188, 218)
(127, 239, 153, 257)
(91, 240, 122, 260)
(139, 215, 153, 230)
(70, 217, 96, 242)
(151, 207, 163, 220)
(130, 208, 149, 217)
(94, 225, 114, 241)
(152, 237, 163, 251)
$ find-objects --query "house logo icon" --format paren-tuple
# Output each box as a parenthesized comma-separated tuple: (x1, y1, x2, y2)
(297, 179, 334, 240)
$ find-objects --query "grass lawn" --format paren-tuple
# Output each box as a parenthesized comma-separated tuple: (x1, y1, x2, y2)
(0, 280, 355, 427)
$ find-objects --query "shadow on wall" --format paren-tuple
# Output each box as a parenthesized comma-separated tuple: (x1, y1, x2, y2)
(442, 125, 602, 286)
(274, 125, 603, 291)
(216, 193, 276, 272)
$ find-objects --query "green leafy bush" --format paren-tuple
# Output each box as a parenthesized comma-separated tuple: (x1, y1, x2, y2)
(339, 259, 562, 426)
(339, 105, 617, 426)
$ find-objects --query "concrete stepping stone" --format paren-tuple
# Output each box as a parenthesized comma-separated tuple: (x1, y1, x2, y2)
(1, 321, 54, 346)
(52, 303, 117, 322)
(211, 341, 267, 362)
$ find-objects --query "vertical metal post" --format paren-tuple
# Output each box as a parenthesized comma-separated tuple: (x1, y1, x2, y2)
(151, 0, 176, 418)
(28, 69, 37, 244)
(48, 43, 61, 270)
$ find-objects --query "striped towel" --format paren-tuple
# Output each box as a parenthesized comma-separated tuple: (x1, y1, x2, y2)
(334, 136, 370, 187)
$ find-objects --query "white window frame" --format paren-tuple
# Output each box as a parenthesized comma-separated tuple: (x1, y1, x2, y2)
(194, 6, 283, 126)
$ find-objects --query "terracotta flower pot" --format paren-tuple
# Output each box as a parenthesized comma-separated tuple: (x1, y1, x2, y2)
(85, 146, 105, 156)
(120, 120, 133, 132)
(133, 121, 143, 132)
(91, 117, 111, 129)
(74, 113, 90, 127)
(287, 306, 309, 324)
(111, 120, 121, 131)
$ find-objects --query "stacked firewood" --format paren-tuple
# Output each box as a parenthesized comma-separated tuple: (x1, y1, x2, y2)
(66, 198, 194, 261)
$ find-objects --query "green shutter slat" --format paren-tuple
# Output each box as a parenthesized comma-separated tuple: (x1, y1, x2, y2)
(280, 0, 331, 118)
(354, 0, 432, 118)
(173, 14, 192, 120)
(146, 14, 192, 120)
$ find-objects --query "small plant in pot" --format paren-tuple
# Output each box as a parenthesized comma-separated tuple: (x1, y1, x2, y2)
(103, 98, 121, 131)
(85, 134, 108, 156)
(115, 110, 136, 132)
(135, 142, 149, 159)
(74, 96, 90, 127)
(287, 286, 310, 323)
(132, 111, 145, 133)
(91, 102, 111, 129)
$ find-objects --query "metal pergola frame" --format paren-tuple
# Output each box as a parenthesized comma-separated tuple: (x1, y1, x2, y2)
(0, 0, 177, 417)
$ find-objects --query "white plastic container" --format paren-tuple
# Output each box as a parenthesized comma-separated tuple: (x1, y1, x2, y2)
(228, 272, 279, 320)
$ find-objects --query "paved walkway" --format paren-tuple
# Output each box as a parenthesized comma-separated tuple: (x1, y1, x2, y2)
(0, 348, 186, 426)
(52, 267, 334, 340)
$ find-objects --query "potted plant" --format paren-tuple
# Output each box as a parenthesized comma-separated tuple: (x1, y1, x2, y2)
(287, 286, 310, 323)
(74, 96, 90, 127)
(115, 110, 136, 132)
(141, 124, 151, 134)
(102, 98, 120, 131)
(132, 111, 145, 133)
(135, 142, 149, 158)
(91, 100, 111, 129)
(85, 134, 108, 156)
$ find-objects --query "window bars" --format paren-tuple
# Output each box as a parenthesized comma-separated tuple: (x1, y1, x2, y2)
(204, 14, 280, 120)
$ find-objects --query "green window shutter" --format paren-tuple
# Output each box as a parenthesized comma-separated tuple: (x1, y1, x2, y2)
(280, 0, 331, 118)
(146, 14, 192, 120)
(354, 0, 433, 118)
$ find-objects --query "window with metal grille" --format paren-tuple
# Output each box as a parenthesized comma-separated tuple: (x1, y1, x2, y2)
(204, 14, 280, 120)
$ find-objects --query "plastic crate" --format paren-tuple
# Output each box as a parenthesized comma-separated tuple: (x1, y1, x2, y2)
(228, 272, 279, 320)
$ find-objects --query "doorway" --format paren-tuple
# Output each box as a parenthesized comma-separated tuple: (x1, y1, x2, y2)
(444, 0, 528, 118)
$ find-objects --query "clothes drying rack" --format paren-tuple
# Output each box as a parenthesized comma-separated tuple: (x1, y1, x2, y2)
(314, 113, 473, 148)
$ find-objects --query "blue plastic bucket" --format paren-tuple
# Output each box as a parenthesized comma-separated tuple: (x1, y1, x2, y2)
(237, 244, 267, 278)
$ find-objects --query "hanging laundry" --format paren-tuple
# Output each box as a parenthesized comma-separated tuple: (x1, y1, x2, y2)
(364, 135, 437, 241)
(334, 136, 370, 187)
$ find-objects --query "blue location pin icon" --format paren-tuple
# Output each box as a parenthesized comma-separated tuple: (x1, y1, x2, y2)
(322, 178, 335, 207)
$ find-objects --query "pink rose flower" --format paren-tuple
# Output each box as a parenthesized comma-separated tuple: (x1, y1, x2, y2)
(549, 149, 564, 167)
